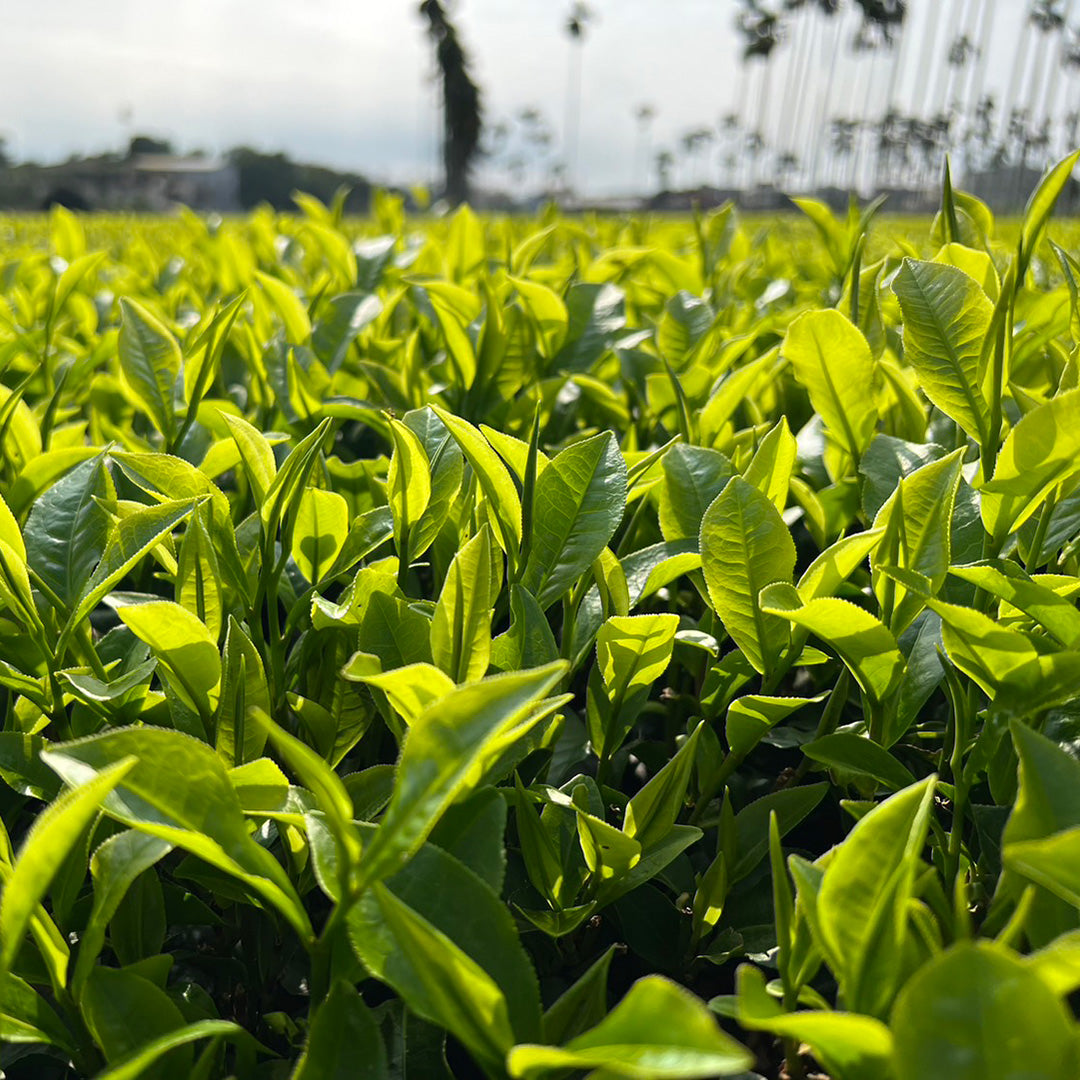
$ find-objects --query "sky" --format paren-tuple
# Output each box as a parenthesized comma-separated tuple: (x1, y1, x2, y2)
(0, 1, 1063, 195)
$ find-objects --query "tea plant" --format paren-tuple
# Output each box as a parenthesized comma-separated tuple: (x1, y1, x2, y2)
(1, 160, 1080, 1077)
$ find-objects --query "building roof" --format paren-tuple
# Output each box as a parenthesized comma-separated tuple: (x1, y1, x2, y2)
(131, 154, 230, 173)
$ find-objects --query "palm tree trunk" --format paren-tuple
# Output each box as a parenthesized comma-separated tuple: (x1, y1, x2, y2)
(875, 5, 911, 188)
(1014, 14, 1054, 202)
(945, 0, 977, 110)
(809, 10, 846, 190)
(931, 0, 964, 123)
(966, 0, 996, 170)
(778, 5, 810, 167)
(849, 49, 876, 193)
(1001, 7, 1034, 158)
(756, 56, 775, 188)
(913, 1, 944, 120)
(948, 0, 982, 173)
(1025, 25, 1052, 142)
(1040, 1, 1075, 157)
(967, 0, 994, 111)
(742, 62, 759, 190)
(791, 7, 824, 188)
(564, 41, 584, 193)
(420, 0, 482, 206)
(732, 56, 752, 190)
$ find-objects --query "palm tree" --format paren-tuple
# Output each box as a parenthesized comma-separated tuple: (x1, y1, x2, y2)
(911, 1, 943, 124)
(736, 0, 781, 188)
(655, 149, 675, 193)
(944, 0, 980, 113)
(966, 0, 996, 121)
(873, 1, 911, 188)
(1034, 1, 1074, 158)
(830, 117, 859, 186)
(777, 150, 801, 187)
(729, 56, 752, 187)
(927, 0, 966, 128)
(737, 3, 781, 59)
(719, 112, 742, 188)
(680, 128, 715, 189)
(1000, 4, 1035, 160)
(1061, 22, 1080, 155)
(775, 1, 814, 183)
(968, 93, 997, 171)
(745, 128, 767, 189)
(963, 0, 998, 171)
(848, 18, 898, 193)
(788, 4, 825, 187)
(752, 56, 776, 186)
(563, 2, 593, 193)
(634, 104, 656, 193)
(519, 108, 554, 194)
(746, 0, 909, 189)
(1027, 2, 1066, 132)
(419, 0, 482, 206)
(807, 7, 846, 188)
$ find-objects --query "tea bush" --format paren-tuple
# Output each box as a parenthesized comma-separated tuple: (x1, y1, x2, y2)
(2, 161, 1080, 1077)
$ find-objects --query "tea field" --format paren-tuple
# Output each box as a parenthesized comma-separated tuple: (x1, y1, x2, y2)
(2, 159, 1080, 1079)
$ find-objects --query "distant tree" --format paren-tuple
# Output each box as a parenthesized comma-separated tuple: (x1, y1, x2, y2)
(0, 137, 8, 169)
(736, 0, 905, 56)
(776, 150, 800, 186)
(737, 3, 781, 60)
(958, 93, 996, 172)
(634, 103, 656, 189)
(854, 0, 905, 42)
(680, 127, 715, 187)
(829, 117, 858, 183)
(655, 149, 675, 191)
(128, 135, 174, 158)
(519, 107, 555, 191)
(1031, 0, 1066, 34)
(226, 147, 371, 212)
(948, 33, 977, 69)
(484, 108, 555, 197)
(228, 148, 297, 208)
(41, 188, 90, 211)
(419, 0, 483, 206)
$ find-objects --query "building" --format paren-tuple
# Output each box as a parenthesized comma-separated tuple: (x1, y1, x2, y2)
(0, 153, 241, 212)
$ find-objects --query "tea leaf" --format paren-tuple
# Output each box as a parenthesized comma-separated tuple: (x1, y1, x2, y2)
(893, 259, 992, 446)
(507, 976, 753, 1078)
(292, 487, 349, 584)
(891, 943, 1075, 1080)
(60, 498, 197, 650)
(522, 431, 627, 607)
(23, 452, 111, 610)
(700, 477, 795, 676)
(816, 777, 937, 1017)
(733, 964, 892, 1079)
(42, 728, 313, 941)
(368, 882, 514, 1069)
(357, 663, 566, 889)
(74, 829, 173, 996)
(293, 980, 387, 1080)
(118, 298, 182, 440)
(432, 524, 500, 683)
(784, 310, 878, 462)
(0, 757, 134, 970)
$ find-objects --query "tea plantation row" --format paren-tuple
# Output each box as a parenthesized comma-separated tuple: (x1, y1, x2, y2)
(1, 163, 1080, 1078)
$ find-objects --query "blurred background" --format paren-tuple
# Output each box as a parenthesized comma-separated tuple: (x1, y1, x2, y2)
(1, 0, 1078, 214)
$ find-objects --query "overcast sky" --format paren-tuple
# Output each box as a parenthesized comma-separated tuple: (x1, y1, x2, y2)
(0, 1, 1062, 195)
